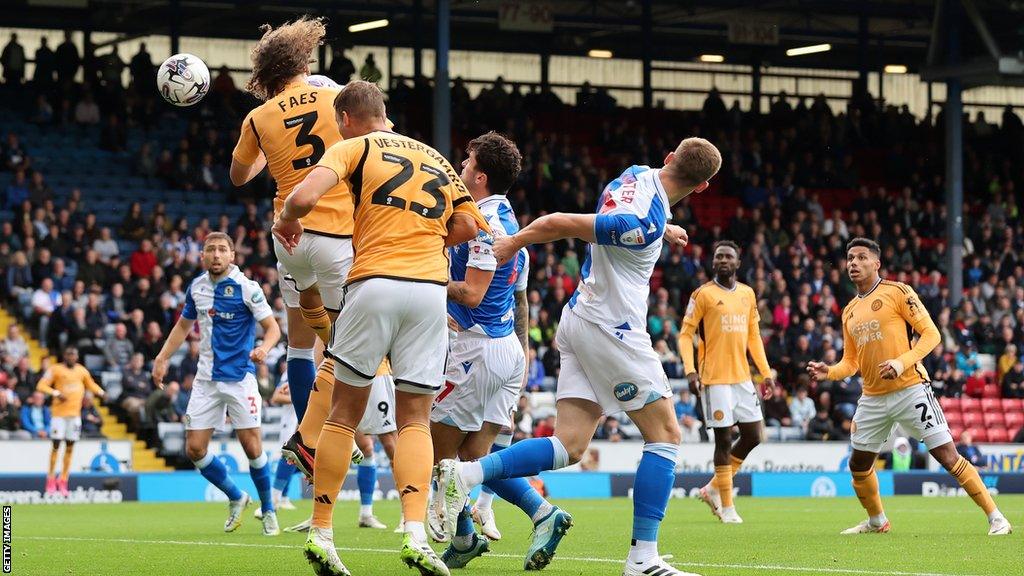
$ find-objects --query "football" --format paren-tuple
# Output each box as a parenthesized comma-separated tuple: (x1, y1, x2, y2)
(156, 53, 211, 107)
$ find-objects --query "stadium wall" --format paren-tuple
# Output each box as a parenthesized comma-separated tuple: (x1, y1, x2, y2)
(0, 440, 132, 473)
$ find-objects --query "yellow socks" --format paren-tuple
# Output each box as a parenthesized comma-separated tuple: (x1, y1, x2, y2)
(393, 423, 433, 524)
(851, 469, 885, 518)
(298, 360, 334, 446)
(311, 421, 356, 529)
(715, 465, 734, 509)
(729, 455, 744, 477)
(950, 456, 997, 515)
(300, 305, 332, 346)
(61, 444, 74, 482)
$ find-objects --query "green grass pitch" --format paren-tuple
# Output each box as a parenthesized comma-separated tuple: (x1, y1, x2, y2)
(8, 496, 1021, 575)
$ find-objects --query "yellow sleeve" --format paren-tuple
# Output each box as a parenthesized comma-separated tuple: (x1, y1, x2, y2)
(678, 291, 704, 376)
(827, 314, 860, 381)
(84, 369, 104, 395)
(232, 111, 261, 165)
(894, 285, 941, 371)
(747, 295, 772, 378)
(36, 369, 56, 395)
(315, 140, 354, 181)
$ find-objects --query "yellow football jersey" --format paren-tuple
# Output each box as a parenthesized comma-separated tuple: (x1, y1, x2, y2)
(679, 280, 771, 385)
(36, 363, 104, 418)
(315, 131, 490, 285)
(232, 80, 352, 237)
(828, 280, 940, 396)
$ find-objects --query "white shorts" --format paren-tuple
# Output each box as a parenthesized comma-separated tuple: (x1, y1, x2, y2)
(432, 332, 525, 432)
(359, 374, 398, 435)
(185, 373, 262, 431)
(852, 384, 953, 453)
(50, 416, 82, 442)
(554, 306, 672, 416)
(274, 234, 353, 313)
(329, 278, 448, 394)
(702, 382, 764, 428)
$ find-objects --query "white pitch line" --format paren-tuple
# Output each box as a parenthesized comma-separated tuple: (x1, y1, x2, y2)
(14, 535, 990, 576)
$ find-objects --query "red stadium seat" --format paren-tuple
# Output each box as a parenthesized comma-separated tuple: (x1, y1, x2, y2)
(1005, 411, 1024, 430)
(949, 426, 965, 442)
(944, 411, 964, 427)
(988, 429, 1010, 443)
(1002, 399, 1023, 413)
(971, 429, 990, 443)
(983, 385, 1002, 399)
(981, 398, 1003, 413)
(961, 412, 983, 427)
(960, 398, 981, 413)
(984, 413, 1006, 428)
(981, 370, 997, 385)
(940, 397, 959, 413)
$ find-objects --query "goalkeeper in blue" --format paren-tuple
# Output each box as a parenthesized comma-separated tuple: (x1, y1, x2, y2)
(153, 232, 282, 536)
(437, 138, 721, 576)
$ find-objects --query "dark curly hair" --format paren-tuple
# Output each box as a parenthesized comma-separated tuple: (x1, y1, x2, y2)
(466, 131, 522, 195)
(245, 16, 325, 101)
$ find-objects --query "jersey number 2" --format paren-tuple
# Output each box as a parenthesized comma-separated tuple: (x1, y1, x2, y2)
(284, 111, 325, 169)
(371, 152, 448, 219)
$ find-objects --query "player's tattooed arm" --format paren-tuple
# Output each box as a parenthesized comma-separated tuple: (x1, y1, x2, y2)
(493, 213, 598, 263)
(515, 288, 529, 366)
(447, 266, 494, 308)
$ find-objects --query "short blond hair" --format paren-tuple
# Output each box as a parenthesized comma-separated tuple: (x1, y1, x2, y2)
(666, 137, 722, 187)
(334, 80, 386, 122)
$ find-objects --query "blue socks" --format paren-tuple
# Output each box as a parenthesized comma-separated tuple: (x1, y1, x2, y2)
(484, 477, 546, 519)
(194, 452, 243, 501)
(249, 453, 274, 514)
(273, 458, 295, 493)
(456, 504, 475, 537)
(357, 458, 377, 507)
(477, 437, 569, 482)
(632, 443, 678, 543)
(286, 347, 316, 420)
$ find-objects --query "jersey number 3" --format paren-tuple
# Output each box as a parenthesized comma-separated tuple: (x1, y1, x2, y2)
(284, 111, 325, 169)
(371, 152, 448, 219)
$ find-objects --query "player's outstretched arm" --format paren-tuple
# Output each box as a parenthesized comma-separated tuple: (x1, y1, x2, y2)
(886, 286, 941, 380)
(809, 319, 859, 382)
(747, 297, 774, 399)
(35, 370, 57, 397)
(493, 213, 598, 264)
(678, 294, 702, 395)
(153, 316, 196, 388)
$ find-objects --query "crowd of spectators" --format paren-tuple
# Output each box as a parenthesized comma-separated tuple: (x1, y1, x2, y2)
(2, 31, 1024, 446)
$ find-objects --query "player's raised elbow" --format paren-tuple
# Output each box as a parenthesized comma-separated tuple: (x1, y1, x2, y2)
(229, 161, 249, 187)
(446, 213, 478, 247)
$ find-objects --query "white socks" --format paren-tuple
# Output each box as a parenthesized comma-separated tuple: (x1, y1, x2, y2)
(627, 539, 659, 564)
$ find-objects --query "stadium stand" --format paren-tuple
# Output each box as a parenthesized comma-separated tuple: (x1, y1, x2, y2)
(1, 55, 1024, 465)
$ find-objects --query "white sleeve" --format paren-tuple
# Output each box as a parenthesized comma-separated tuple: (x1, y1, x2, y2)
(466, 229, 498, 272)
(243, 280, 273, 322)
(516, 249, 530, 292)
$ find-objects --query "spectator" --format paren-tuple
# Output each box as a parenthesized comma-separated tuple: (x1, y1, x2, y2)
(120, 202, 148, 241)
(0, 390, 20, 435)
(806, 405, 836, 440)
(789, 386, 816, 430)
(74, 92, 101, 125)
(144, 380, 180, 427)
(30, 278, 60, 344)
(1002, 360, 1024, 399)
(674, 389, 703, 443)
(763, 385, 792, 427)
(525, 348, 545, 391)
(5, 170, 28, 209)
(55, 30, 80, 86)
(100, 46, 125, 89)
(0, 325, 29, 364)
(327, 47, 355, 83)
(533, 414, 555, 438)
(118, 353, 150, 429)
(997, 344, 1018, 383)
(1, 32, 26, 85)
(20, 391, 50, 438)
(80, 393, 103, 438)
(130, 239, 158, 278)
(174, 376, 192, 419)
(33, 36, 55, 89)
(956, 430, 986, 469)
(594, 416, 629, 442)
(92, 227, 120, 263)
(104, 323, 134, 370)
(956, 343, 981, 378)
(129, 42, 154, 91)
(359, 53, 382, 84)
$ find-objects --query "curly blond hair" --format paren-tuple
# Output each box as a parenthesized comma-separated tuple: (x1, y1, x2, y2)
(245, 15, 325, 101)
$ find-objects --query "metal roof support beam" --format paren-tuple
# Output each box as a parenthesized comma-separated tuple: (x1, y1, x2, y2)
(433, 0, 451, 159)
(945, 0, 964, 308)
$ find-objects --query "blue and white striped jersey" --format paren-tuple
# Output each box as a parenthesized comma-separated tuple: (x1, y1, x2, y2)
(448, 194, 528, 338)
(182, 266, 273, 382)
(569, 165, 669, 330)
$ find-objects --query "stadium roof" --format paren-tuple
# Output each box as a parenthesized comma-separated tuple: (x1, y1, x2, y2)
(5, 0, 1023, 75)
